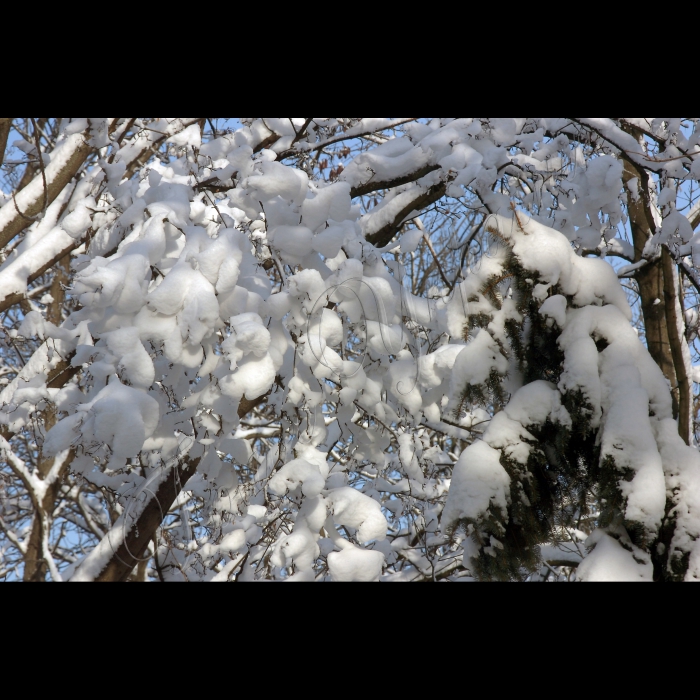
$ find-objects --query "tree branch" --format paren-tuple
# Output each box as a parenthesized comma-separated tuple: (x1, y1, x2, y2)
(687, 198, 700, 231)
(0, 121, 111, 248)
(0, 118, 12, 168)
(366, 179, 449, 248)
(350, 163, 440, 199)
(0, 124, 98, 247)
(75, 456, 202, 582)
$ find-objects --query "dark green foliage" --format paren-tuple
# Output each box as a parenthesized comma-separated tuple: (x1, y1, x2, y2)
(452, 368, 508, 420)
(462, 312, 493, 342)
(453, 235, 607, 580)
(461, 415, 601, 580)
(561, 389, 598, 440)
(597, 454, 651, 553)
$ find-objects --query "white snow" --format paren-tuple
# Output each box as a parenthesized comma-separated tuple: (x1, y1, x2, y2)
(442, 441, 510, 531)
(577, 530, 653, 582)
(326, 487, 387, 543)
(327, 546, 385, 582)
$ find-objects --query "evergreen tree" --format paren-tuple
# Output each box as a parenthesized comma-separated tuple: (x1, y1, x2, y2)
(444, 211, 700, 581)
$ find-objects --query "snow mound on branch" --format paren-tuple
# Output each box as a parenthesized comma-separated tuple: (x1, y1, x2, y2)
(268, 225, 314, 262)
(326, 487, 387, 543)
(218, 353, 276, 402)
(539, 294, 567, 328)
(446, 330, 509, 414)
(442, 441, 510, 531)
(504, 380, 571, 429)
(74, 254, 150, 314)
(44, 376, 159, 462)
(268, 459, 326, 498)
(301, 182, 351, 233)
(271, 527, 320, 572)
(328, 546, 385, 582)
(147, 262, 219, 345)
(221, 313, 271, 368)
(556, 304, 670, 537)
(340, 137, 431, 191)
(102, 327, 155, 390)
(577, 530, 652, 582)
(487, 213, 631, 319)
(246, 160, 308, 208)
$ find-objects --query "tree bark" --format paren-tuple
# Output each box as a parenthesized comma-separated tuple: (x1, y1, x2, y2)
(662, 246, 691, 444)
(0, 118, 12, 167)
(622, 160, 679, 417)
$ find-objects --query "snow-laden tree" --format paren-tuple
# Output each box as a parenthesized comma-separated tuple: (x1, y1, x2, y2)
(1, 117, 700, 582)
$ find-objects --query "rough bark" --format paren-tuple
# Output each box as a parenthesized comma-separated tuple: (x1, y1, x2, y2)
(622, 160, 679, 417)
(662, 246, 691, 444)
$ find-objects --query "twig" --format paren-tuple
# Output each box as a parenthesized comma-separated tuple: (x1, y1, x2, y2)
(414, 218, 451, 289)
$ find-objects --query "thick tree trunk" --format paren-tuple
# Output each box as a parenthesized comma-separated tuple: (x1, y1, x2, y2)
(622, 161, 679, 417)
(662, 246, 692, 445)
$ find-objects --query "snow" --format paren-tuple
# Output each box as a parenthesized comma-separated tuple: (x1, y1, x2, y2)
(301, 182, 351, 233)
(340, 137, 431, 191)
(539, 294, 567, 328)
(75, 254, 151, 314)
(102, 327, 155, 390)
(327, 546, 385, 582)
(577, 530, 653, 582)
(326, 487, 387, 543)
(653, 418, 700, 580)
(442, 441, 510, 531)
(218, 353, 276, 402)
(61, 199, 94, 239)
(268, 225, 314, 262)
(44, 376, 159, 463)
(447, 330, 509, 414)
(487, 213, 632, 319)
(222, 313, 271, 366)
(599, 376, 666, 535)
(268, 459, 326, 498)
(504, 380, 571, 430)
(271, 528, 319, 571)
(0, 226, 76, 303)
(0, 129, 96, 238)
(247, 160, 308, 207)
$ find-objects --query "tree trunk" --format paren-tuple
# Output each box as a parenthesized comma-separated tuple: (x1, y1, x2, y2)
(22, 254, 72, 581)
(622, 161, 679, 417)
